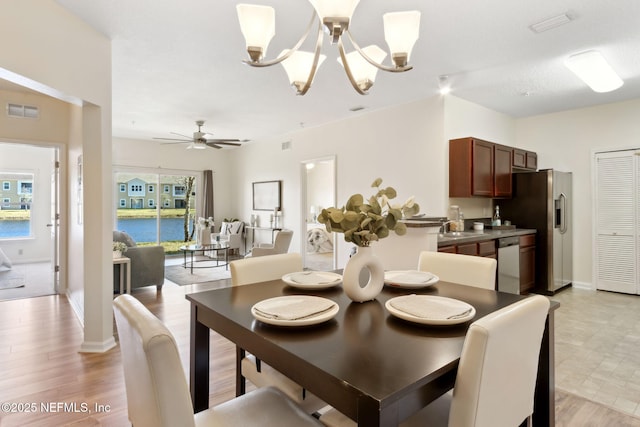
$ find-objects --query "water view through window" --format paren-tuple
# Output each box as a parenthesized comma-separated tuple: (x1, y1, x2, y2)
(0, 172, 33, 239)
(115, 172, 197, 247)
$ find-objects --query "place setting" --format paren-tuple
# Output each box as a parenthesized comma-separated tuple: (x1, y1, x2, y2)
(385, 294, 476, 325)
(281, 270, 343, 290)
(251, 295, 339, 327)
(383, 270, 439, 289)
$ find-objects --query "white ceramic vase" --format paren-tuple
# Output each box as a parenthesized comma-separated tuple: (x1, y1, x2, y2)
(342, 245, 384, 302)
(112, 250, 122, 259)
(199, 227, 211, 246)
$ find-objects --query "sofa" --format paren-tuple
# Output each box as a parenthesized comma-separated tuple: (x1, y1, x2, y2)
(113, 231, 165, 292)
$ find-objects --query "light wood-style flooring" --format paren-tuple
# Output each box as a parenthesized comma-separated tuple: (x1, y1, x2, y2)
(1, 281, 639, 426)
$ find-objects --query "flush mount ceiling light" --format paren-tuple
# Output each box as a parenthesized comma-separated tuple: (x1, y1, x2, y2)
(236, 1, 420, 95)
(564, 50, 623, 93)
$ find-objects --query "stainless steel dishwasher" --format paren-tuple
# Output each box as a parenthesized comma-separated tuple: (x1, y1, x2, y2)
(497, 236, 520, 294)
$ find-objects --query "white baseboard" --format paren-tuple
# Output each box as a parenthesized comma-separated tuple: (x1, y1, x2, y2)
(80, 337, 116, 353)
(570, 281, 594, 290)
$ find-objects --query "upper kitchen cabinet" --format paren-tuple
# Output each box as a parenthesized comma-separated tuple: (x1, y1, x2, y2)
(449, 137, 493, 197)
(493, 144, 512, 198)
(449, 137, 511, 198)
(513, 148, 537, 171)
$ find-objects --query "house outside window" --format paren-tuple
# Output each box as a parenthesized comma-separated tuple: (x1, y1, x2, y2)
(163, 199, 171, 208)
(148, 184, 154, 193)
(119, 183, 126, 192)
(163, 185, 170, 193)
(1, 198, 10, 209)
(148, 199, 155, 208)
(17, 181, 32, 195)
(128, 178, 146, 197)
(119, 199, 126, 207)
(2, 182, 9, 191)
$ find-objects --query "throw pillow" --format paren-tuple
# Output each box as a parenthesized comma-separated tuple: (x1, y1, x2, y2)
(113, 230, 137, 247)
(0, 247, 12, 269)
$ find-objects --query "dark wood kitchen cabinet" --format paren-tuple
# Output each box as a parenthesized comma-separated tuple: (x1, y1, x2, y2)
(493, 144, 512, 197)
(449, 137, 494, 197)
(513, 148, 538, 171)
(519, 234, 536, 294)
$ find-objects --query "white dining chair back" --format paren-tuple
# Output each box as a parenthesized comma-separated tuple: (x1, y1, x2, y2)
(418, 251, 497, 289)
(229, 252, 326, 413)
(449, 294, 550, 427)
(230, 252, 302, 286)
(113, 294, 323, 427)
(320, 295, 550, 427)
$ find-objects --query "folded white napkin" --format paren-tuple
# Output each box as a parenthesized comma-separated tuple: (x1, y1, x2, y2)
(385, 270, 433, 284)
(389, 295, 473, 320)
(253, 296, 336, 321)
(289, 272, 338, 285)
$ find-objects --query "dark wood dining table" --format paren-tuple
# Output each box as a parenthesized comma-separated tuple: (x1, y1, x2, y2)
(186, 279, 558, 427)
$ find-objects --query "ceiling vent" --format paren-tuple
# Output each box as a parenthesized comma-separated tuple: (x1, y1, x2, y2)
(281, 140, 292, 151)
(7, 103, 39, 119)
(529, 13, 572, 34)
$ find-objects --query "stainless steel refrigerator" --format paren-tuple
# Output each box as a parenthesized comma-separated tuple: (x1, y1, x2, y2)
(500, 169, 572, 294)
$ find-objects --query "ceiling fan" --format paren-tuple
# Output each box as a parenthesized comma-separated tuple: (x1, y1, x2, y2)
(153, 120, 246, 149)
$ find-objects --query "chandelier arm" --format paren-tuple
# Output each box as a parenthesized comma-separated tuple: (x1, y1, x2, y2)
(297, 20, 325, 95)
(345, 30, 413, 73)
(337, 38, 368, 95)
(242, 11, 317, 68)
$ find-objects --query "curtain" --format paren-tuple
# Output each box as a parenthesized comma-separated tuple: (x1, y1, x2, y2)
(202, 170, 214, 221)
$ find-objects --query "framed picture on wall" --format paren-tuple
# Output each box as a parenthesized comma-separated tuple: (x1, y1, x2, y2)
(252, 180, 281, 211)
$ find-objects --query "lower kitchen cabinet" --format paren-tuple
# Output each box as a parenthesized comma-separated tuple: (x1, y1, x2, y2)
(519, 234, 536, 294)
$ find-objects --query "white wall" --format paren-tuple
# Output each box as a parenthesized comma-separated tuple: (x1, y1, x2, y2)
(231, 96, 448, 267)
(516, 98, 640, 288)
(0, 0, 113, 352)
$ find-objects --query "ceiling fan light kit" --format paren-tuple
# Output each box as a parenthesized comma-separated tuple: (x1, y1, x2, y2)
(236, 1, 421, 95)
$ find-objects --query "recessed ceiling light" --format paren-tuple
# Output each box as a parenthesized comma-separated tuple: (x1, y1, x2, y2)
(530, 13, 572, 33)
(565, 50, 623, 93)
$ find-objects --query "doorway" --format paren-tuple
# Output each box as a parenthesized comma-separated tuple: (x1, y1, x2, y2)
(301, 156, 336, 270)
(0, 142, 59, 300)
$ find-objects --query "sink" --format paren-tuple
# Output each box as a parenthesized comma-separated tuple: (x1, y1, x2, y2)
(439, 231, 483, 238)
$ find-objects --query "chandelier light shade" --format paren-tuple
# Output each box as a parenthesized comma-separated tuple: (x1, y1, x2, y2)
(564, 50, 623, 93)
(383, 11, 421, 67)
(236, 1, 420, 95)
(338, 45, 387, 92)
(280, 50, 327, 94)
(236, 4, 276, 62)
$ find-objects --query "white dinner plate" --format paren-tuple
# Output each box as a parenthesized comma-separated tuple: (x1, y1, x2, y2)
(282, 271, 343, 290)
(384, 270, 439, 289)
(251, 295, 339, 327)
(385, 295, 475, 325)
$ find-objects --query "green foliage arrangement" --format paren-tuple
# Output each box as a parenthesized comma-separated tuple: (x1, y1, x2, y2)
(112, 241, 128, 253)
(317, 178, 420, 247)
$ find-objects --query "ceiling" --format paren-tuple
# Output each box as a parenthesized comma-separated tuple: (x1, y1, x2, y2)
(31, 0, 640, 143)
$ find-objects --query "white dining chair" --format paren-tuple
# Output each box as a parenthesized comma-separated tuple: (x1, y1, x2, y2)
(320, 294, 550, 427)
(112, 294, 323, 427)
(230, 253, 326, 414)
(418, 251, 497, 290)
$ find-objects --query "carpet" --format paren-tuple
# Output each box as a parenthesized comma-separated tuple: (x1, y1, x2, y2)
(0, 269, 26, 289)
(165, 263, 233, 286)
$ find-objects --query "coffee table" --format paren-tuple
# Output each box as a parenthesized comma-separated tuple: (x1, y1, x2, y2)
(179, 243, 229, 274)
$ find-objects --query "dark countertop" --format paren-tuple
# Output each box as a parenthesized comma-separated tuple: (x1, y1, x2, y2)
(438, 228, 536, 246)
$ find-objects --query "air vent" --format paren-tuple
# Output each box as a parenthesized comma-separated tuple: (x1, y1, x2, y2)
(281, 140, 292, 151)
(529, 13, 572, 33)
(7, 103, 39, 119)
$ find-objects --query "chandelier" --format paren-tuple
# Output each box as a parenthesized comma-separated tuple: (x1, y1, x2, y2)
(236, 1, 421, 95)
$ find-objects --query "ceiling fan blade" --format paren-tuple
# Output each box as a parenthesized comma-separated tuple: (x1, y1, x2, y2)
(170, 131, 193, 139)
(206, 137, 241, 142)
(153, 137, 191, 142)
(209, 141, 243, 146)
(205, 142, 223, 149)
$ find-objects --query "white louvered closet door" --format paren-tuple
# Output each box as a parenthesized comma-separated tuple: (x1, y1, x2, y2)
(594, 150, 638, 294)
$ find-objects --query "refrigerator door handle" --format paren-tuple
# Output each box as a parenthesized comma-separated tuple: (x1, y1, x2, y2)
(559, 192, 568, 234)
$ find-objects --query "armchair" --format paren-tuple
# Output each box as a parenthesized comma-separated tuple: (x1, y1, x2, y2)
(113, 231, 165, 292)
(248, 229, 293, 257)
(212, 221, 245, 255)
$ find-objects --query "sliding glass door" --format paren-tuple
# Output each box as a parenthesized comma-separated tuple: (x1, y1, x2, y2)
(114, 171, 198, 250)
